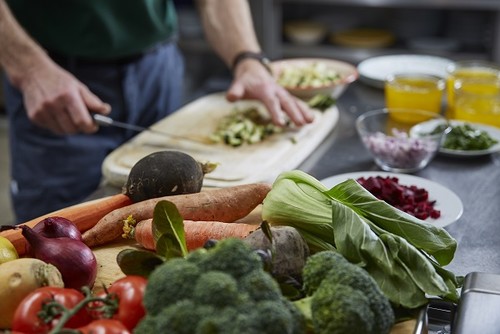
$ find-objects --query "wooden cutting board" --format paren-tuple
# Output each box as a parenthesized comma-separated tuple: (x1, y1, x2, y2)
(102, 92, 339, 188)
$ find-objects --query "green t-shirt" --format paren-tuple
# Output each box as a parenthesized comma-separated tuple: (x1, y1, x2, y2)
(7, 0, 178, 59)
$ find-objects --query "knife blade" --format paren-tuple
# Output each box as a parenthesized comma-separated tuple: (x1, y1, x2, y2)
(93, 114, 210, 144)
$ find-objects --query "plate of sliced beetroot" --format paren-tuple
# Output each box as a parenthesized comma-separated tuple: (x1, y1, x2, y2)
(320, 171, 463, 228)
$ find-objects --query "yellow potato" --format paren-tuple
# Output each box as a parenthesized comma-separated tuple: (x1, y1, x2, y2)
(0, 258, 64, 329)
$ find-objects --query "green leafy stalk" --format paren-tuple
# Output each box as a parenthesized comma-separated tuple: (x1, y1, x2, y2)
(117, 200, 188, 277)
(326, 179, 457, 265)
(153, 200, 188, 259)
(262, 170, 461, 309)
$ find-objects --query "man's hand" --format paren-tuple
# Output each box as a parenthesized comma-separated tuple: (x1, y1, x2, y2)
(0, 0, 111, 135)
(226, 58, 315, 127)
(19, 61, 111, 135)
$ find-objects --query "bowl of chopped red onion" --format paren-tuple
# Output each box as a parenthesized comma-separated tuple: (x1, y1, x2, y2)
(356, 108, 449, 173)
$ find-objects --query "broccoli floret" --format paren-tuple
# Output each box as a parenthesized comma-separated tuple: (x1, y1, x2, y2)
(312, 282, 375, 334)
(197, 307, 261, 334)
(197, 300, 303, 334)
(328, 263, 395, 334)
(193, 271, 243, 307)
(135, 300, 215, 334)
(238, 268, 282, 302)
(302, 249, 351, 294)
(198, 238, 263, 278)
(295, 250, 395, 334)
(139, 238, 304, 334)
(186, 247, 208, 265)
(133, 314, 157, 334)
(143, 258, 201, 315)
(255, 300, 300, 334)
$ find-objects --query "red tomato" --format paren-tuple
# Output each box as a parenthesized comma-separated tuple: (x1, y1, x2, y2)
(11, 286, 93, 333)
(96, 275, 147, 331)
(78, 319, 131, 334)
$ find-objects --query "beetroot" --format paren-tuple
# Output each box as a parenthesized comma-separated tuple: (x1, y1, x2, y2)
(356, 176, 440, 220)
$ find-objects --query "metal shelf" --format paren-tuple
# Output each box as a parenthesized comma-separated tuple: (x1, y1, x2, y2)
(251, 0, 500, 63)
(281, 44, 488, 64)
(278, 0, 500, 10)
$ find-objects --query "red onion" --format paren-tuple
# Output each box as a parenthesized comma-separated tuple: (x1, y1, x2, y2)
(32, 216, 83, 240)
(21, 225, 97, 290)
(27, 216, 83, 257)
(362, 129, 438, 169)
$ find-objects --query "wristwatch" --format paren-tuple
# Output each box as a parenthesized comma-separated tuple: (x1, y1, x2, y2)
(231, 51, 273, 74)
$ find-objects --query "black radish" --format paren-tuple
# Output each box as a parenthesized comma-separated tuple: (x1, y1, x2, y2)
(21, 225, 97, 290)
(123, 150, 217, 202)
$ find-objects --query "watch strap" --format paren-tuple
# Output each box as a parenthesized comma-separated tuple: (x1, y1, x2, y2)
(231, 51, 272, 74)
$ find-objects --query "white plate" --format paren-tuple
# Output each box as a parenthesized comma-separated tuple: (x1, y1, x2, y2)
(320, 171, 463, 228)
(411, 119, 500, 157)
(357, 54, 453, 89)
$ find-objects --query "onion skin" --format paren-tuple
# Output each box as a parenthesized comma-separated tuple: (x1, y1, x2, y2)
(32, 216, 83, 240)
(27, 216, 83, 257)
(21, 226, 97, 290)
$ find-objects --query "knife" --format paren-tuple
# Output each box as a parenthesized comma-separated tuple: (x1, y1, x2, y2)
(92, 114, 210, 144)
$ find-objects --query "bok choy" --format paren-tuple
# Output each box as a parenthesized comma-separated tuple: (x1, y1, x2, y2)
(261, 170, 461, 309)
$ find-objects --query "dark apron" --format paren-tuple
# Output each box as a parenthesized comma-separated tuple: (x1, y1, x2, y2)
(2, 42, 184, 223)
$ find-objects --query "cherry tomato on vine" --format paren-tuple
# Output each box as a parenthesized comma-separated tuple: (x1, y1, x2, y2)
(11, 286, 93, 333)
(96, 275, 147, 331)
(78, 319, 131, 334)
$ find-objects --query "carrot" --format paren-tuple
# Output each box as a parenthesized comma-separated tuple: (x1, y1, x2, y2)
(133, 218, 259, 251)
(82, 183, 271, 248)
(0, 193, 132, 256)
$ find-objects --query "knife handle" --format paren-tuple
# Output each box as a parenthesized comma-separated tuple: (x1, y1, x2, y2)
(92, 114, 113, 126)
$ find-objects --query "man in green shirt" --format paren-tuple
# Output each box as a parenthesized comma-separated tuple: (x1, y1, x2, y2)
(0, 0, 314, 223)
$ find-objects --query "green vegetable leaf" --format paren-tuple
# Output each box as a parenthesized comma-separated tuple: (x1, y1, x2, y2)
(152, 200, 188, 259)
(262, 172, 335, 252)
(330, 198, 428, 307)
(116, 248, 165, 277)
(262, 170, 462, 309)
(325, 179, 457, 265)
(307, 94, 336, 111)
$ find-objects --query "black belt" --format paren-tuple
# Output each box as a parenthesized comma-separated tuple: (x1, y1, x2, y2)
(49, 51, 146, 67)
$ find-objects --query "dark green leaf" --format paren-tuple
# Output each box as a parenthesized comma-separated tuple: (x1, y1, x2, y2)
(152, 200, 188, 259)
(330, 199, 429, 308)
(116, 248, 165, 277)
(325, 179, 457, 265)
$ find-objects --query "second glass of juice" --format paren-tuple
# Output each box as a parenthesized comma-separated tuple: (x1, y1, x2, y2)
(446, 60, 500, 118)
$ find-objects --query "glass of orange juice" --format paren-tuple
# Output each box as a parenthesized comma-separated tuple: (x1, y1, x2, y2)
(385, 73, 445, 123)
(454, 77, 500, 127)
(446, 60, 500, 118)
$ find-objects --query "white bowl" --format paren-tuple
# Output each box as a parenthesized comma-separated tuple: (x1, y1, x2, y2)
(271, 58, 358, 100)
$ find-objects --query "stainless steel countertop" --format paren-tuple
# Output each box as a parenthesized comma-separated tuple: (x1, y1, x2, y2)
(300, 81, 500, 278)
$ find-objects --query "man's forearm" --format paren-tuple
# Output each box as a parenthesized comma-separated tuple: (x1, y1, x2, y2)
(0, 0, 48, 87)
(197, 0, 261, 67)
